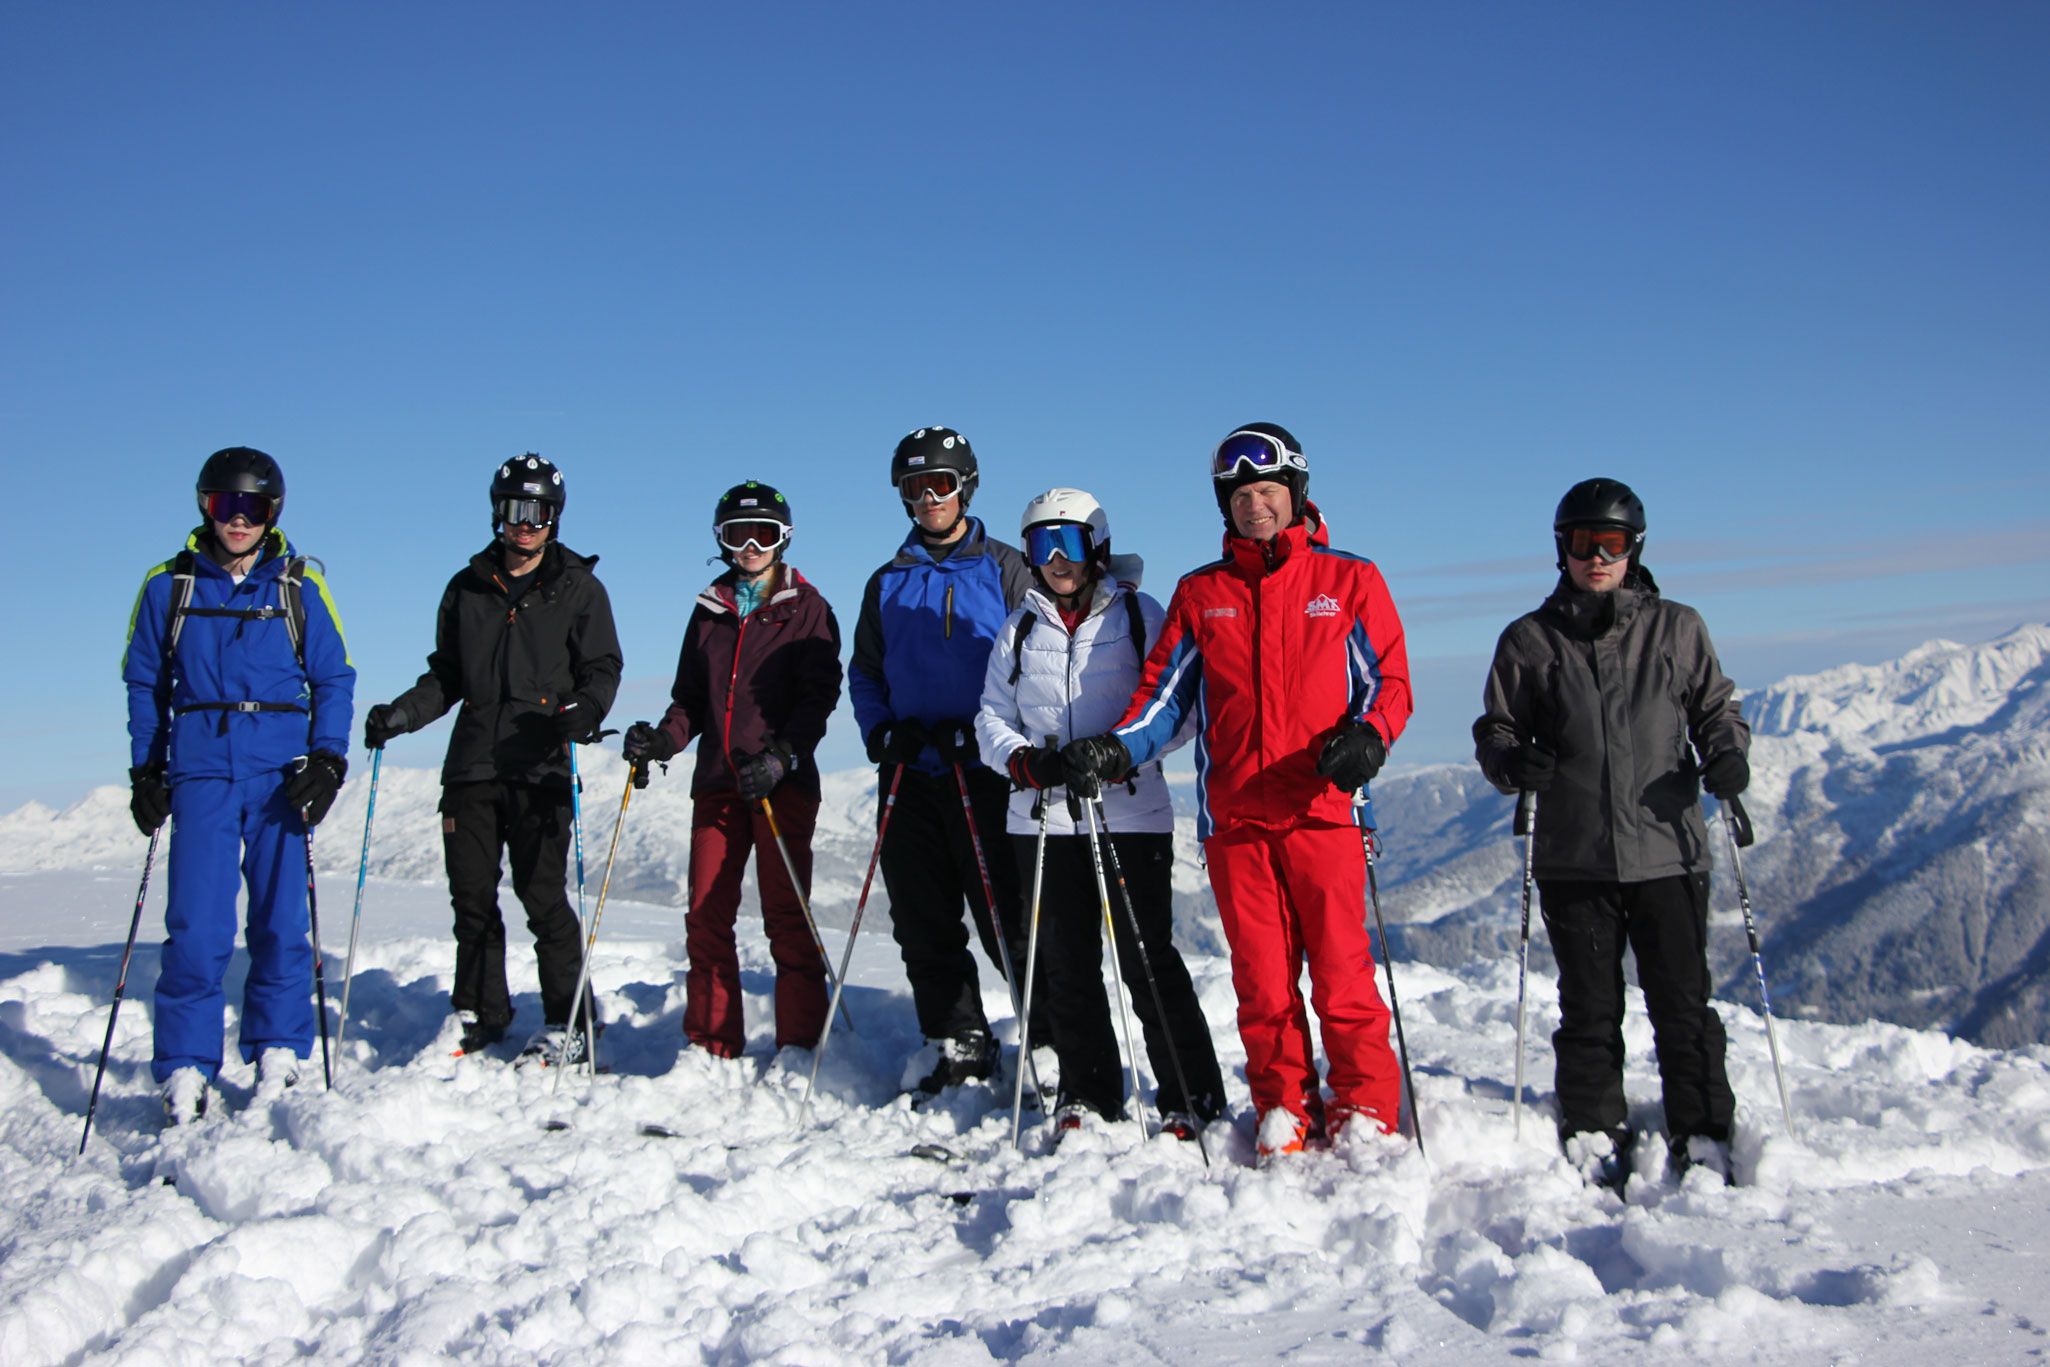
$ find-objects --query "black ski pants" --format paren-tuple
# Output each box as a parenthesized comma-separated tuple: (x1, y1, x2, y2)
(1014, 829, 1225, 1123)
(441, 780, 591, 1031)
(1538, 871, 1734, 1146)
(877, 763, 1045, 1045)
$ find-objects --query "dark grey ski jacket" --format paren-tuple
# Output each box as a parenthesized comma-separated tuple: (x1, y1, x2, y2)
(1473, 567, 1748, 883)
(391, 541, 623, 787)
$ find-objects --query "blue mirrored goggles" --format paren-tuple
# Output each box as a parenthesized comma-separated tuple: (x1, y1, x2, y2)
(1025, 523, 1095, 567)
(1211, 430, 1293, 481)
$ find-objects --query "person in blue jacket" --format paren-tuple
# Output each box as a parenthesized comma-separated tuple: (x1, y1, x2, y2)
(122, 447, 356, 1124)
(849, 426, 1044, 1094)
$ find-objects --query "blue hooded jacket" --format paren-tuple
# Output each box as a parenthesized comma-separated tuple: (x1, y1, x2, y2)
(123, 527, 356, 781)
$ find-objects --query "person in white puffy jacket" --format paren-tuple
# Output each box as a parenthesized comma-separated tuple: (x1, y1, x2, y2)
(977, 489, 1226, 1140)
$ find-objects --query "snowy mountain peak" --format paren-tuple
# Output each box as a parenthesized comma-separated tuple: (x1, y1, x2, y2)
(1745, 622, 2050, 747)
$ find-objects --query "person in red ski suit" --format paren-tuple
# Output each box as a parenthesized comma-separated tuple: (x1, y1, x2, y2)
(1064, 423, 1413, 1158)
(621, 481, 843, 1057)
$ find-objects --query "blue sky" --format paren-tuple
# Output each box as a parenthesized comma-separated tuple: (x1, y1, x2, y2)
(4, 3, 2046, 809)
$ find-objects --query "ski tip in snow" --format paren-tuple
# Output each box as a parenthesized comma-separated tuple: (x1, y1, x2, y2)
(908, 1142, 958, 1164)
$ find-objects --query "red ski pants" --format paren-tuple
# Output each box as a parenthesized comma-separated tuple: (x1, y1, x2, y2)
(1206, 823, 1398, 1133)
(685, 790, 826, 1056)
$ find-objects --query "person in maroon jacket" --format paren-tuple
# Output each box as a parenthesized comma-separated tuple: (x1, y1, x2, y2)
(621, 482, 844, 1057)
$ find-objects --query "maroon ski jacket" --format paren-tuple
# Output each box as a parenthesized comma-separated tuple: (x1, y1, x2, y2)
(653, 566, 843, 799)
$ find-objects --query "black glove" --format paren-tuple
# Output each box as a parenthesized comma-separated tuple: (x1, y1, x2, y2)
(130, 764, 171, 837)
(622, 721, 679, 765)
(931, 719, 979, 766)
(550, 696, 600, 744)
(865, 719, 927, 767)
(285, 751, 348, 827)
(363, 702, 411, 750)
(1060, 733, 1132, 800)
(1503, 743, 1557, 793)
(733, 741, 793, 802)
(1006, 744, 1068, 791)
(1316, 721, 1386, 793)
(1701, 750, 1750, 800)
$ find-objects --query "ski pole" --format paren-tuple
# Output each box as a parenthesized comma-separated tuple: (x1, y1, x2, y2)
(1359, 821, 1424, 1159)
(305, 827, 333, 1091)
(79, 825, 163, 1156)
(953, 761, 1048, 1109)
(554, 760, 637, 1090)
(1092, 795, 1211, 1167)
(801, 763, 903, 1125)
(1720, 795, 1795, 1137)
(334, 747, 383, 1072)
(1076, 792, 1148, 1147)
(759, 795, 856, 1036)
(1010, 782, 1052, 1152)
(1512, 789, 1537, 1142)
(567, 742, 598, 1077)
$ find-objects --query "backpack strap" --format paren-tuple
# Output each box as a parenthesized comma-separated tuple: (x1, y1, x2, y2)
(163, 550, 199, 661)
(1123, 589, 1146, 668)
(277, 556, 311, 667)
(1006, 612, 1035, 685)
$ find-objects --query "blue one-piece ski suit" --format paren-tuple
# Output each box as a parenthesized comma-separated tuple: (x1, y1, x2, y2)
(122, 528, 356, 1082)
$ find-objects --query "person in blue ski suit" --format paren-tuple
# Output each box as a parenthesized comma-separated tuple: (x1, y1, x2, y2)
(849, 425, 1045, 1093)
(122, 447, 355, 1120)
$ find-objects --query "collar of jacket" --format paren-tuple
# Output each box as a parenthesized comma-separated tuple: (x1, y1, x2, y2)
(184, 524, 293, 578)
(1544, 568, 1660, 639)
(891, 515, 990, 568)
(1024, 572, 1124, 627)
(697, 564, 812, 616)
(467, 540, 593, 595)
(1221, 501, 1327, 577)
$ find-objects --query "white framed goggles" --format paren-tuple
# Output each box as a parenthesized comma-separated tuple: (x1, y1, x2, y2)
(898, 469, 962, 504)
(716, 518, 792, 554)
(1211, 430, 1306, 481)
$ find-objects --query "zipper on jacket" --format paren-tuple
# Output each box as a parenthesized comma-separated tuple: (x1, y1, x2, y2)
(721, 611, 751, 767)
(944, 584, 954, 639)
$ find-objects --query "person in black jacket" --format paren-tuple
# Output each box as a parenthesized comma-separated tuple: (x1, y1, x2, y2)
(1474, 477, 1749, 1187)
(362, 455, 623, 1063)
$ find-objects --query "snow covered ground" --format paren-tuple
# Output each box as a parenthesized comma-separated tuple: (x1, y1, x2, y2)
(6, 852, 2050, 1365)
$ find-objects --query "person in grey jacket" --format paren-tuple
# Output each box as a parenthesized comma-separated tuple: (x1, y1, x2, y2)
(977, 488, 1225, 1139)
(1474, 477, 1750, 1185)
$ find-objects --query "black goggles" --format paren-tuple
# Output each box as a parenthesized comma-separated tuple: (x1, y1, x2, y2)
(716, 519, 791, 553)
(1211, 430, 1294, 481)
(496, 498, 557, 528)
(205, 490, 277, 525)
(1562, 525, 1642, 564)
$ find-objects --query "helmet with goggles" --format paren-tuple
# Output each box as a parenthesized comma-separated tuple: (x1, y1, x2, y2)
(196, 446, 285, 528)
(490, 454, 566, 531)
(1553, 477, 1646, 567)
(713, 480, 794, 560)
(1211, 422, 1308, 524)
(1019, 487, 1111, 570)
(890, 426, 979, 513)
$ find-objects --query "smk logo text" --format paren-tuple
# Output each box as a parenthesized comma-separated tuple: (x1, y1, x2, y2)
(1305, 594, 1341, 619)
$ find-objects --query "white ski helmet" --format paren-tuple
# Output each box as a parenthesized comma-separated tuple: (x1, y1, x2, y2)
(1021, 487, 1110, 550)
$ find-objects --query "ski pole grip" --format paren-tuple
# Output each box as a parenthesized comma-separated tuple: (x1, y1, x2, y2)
(1725, 795, 1755, 848)
(1514, 789, 1535, 838)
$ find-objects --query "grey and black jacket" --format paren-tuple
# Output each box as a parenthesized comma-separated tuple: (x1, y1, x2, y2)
(1473, 566, 1748, 883)
(392, 542, 623, 787)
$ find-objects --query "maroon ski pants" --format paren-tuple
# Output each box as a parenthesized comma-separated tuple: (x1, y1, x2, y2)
(685, 790, 826, 1056)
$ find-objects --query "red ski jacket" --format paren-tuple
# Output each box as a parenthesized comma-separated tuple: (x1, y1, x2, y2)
(1112, 506, 1412, 840)
(654, 566, 843, 799)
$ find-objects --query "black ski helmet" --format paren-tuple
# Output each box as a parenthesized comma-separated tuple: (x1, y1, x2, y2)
(490, 453, 566, 529)
(1553, 477, 1647, 567)
(890, 426, 978, 513)
(1212, 421, 1308, 524)
(195, 446, 285, 525)
(712, 480, 793, 564)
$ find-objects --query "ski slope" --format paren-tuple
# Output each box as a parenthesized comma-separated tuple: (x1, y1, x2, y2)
(4, 863, 2050, 1363)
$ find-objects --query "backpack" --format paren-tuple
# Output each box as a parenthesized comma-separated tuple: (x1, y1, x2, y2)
(163, 548, 318, 727)
(1008, 589, 1147, 685)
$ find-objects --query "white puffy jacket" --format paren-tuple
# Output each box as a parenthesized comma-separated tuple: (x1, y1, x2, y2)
(976, 563, 1179, 836)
